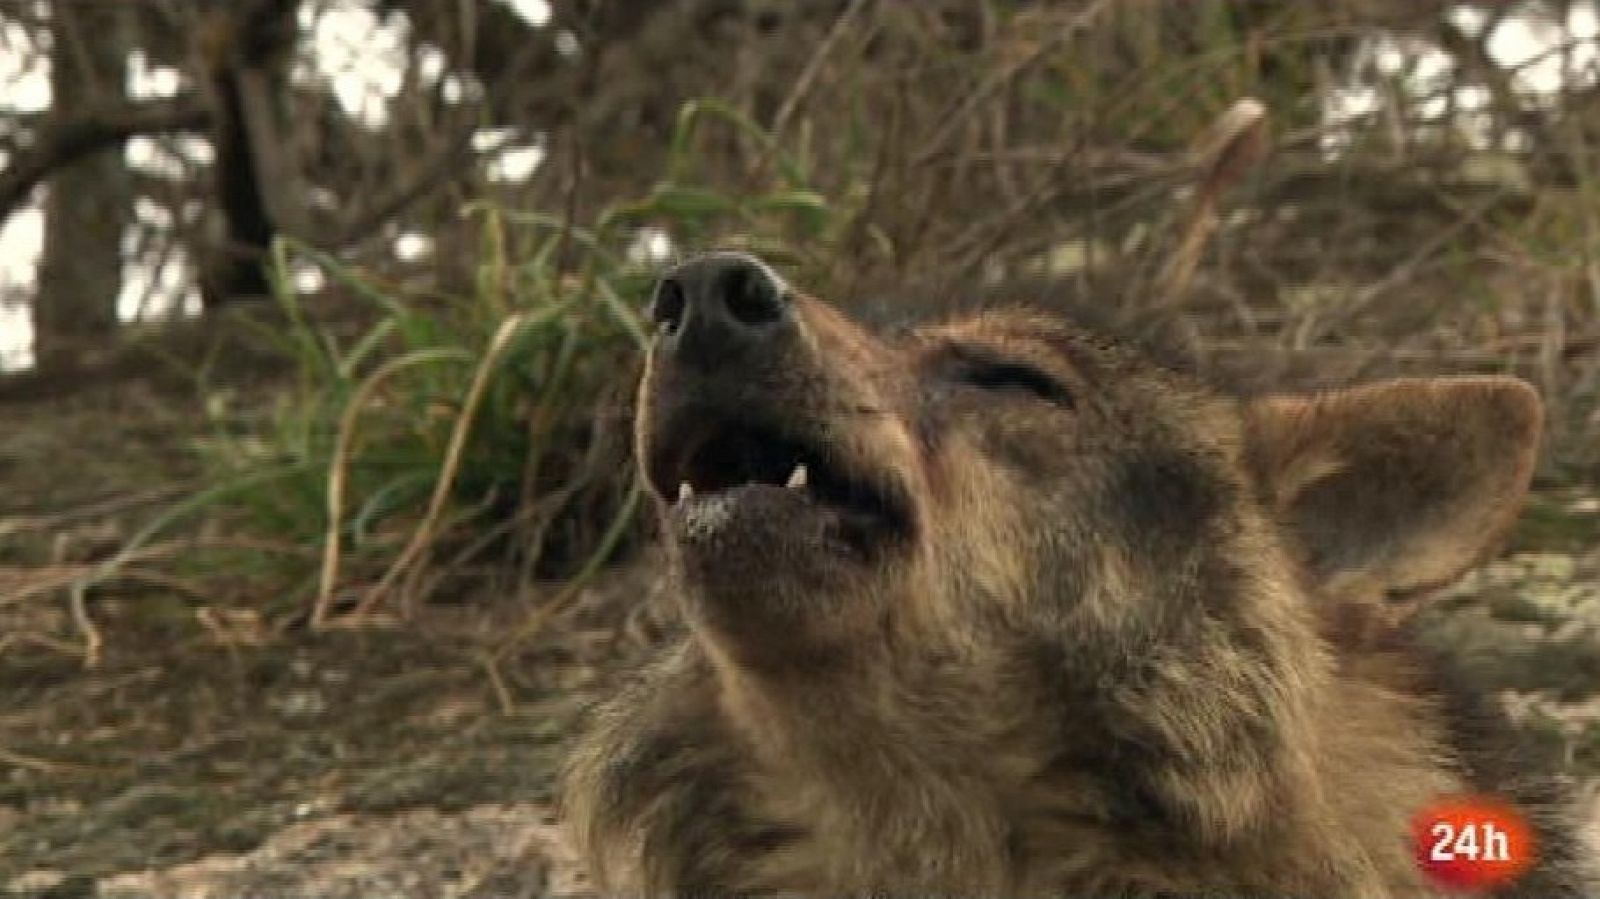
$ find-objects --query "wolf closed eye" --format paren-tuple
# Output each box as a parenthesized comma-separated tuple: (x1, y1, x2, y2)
(945, 352, 1075, 408)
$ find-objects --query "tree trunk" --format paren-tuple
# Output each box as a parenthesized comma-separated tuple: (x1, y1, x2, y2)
(33, 3, 132, 372)
(197, 0, 299, 308)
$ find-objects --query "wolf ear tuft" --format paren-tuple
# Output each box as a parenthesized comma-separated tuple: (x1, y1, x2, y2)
(1245, 377, 1542, 606)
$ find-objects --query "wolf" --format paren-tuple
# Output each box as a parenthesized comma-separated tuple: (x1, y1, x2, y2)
(561, 251, 1594, 897)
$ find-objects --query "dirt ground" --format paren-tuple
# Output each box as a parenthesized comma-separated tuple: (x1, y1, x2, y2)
(1, 375, 1599, 898)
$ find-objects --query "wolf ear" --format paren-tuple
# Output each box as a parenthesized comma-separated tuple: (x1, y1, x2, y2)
(1245, 377, 1542, 604)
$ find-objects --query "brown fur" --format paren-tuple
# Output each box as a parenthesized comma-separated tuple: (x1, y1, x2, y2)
(562, 259, 1593, 897)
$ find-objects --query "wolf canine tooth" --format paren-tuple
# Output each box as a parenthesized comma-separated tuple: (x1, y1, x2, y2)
(785, 464, 808, 489)
(677, 482, 694, 502)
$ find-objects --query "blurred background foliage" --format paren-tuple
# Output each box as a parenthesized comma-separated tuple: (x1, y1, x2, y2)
(0, 0, 1598, 644)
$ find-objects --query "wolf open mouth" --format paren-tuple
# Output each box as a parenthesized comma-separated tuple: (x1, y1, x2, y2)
(644, 416, 914, 557)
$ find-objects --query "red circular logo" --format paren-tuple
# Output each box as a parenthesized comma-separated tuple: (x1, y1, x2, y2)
(1413, 796, 1536, 892)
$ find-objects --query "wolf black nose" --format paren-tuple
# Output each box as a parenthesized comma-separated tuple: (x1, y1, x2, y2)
(649, 252, 792, 369)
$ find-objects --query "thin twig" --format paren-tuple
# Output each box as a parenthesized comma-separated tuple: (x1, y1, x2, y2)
(912, 0, 1114, 167)
(479, 650, 516, 715)
(770, 0, 870, 141)
(314, 352, 461, 628)
(1301, 195, 1501, 346)
(68, 581, 102, 669)
(0, 746, 103, 776)
(354, 313, 531, 620)
(0, 483, 191, 541)
(1157, 97, 1269, 301)
(0, 632, 85, 661)
(491, 478, 642, 665)
(1, 541, 188, 607)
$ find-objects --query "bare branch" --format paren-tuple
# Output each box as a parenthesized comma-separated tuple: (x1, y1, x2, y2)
(0, 96, 210, 223)
(331, 130, 479, 248)
(1158, 98, 1270, 300)
(912, 0, 1115, 167)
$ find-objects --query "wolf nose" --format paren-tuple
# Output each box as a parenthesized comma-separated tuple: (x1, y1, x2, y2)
(649, 252, 792, 369)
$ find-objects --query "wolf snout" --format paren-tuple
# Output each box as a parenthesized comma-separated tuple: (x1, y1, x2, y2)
(649, 252, 794, 371)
